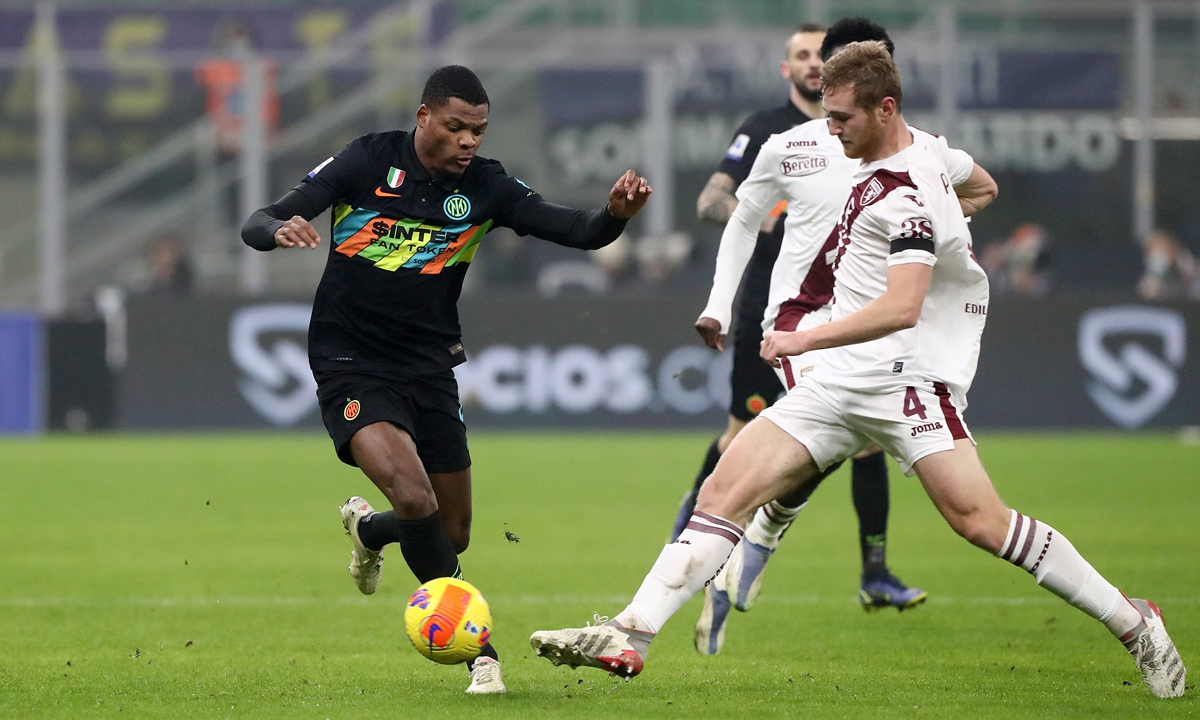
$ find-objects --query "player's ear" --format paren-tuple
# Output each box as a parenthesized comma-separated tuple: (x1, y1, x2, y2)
(878, 97, 896, 121)
(779, 59, 790, 81)
(416, 103, 430, 128)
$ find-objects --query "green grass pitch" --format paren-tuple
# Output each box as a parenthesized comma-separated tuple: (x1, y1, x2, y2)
(0, 431, 1197, 718)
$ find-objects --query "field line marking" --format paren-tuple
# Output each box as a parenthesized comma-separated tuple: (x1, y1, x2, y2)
(1, 595, 1198, 608)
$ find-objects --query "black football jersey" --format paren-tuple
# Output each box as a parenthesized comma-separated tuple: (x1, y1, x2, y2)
(293, 130, 540, 376)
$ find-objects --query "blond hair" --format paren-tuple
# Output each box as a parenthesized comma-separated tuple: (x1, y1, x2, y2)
(821, 40, 902, 111)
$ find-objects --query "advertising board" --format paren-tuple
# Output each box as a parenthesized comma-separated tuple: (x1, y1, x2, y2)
(117, 294, 1199, 432)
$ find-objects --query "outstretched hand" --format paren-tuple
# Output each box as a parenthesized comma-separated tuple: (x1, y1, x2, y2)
(606, 170, 652, 220)
(274, 216, 322, 249)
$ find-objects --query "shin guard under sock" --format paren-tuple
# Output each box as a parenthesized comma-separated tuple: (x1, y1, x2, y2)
(625, 512, 743, 633)
(998, 509, 1142, 639)
(395, 510, 462, 583)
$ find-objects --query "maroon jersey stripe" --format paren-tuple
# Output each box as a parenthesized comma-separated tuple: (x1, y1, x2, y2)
(774, 169, 917, 333)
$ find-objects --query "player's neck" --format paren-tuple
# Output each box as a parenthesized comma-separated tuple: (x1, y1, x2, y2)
(789, 87, 825, 120)
(861, 114, 913, 163)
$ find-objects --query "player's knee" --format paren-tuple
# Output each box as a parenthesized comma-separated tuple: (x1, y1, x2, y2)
(949, 512, 1004, 553)
(382, 477, 438, 519)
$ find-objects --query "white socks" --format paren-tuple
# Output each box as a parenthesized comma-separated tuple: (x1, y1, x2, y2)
(998, 510, 1142, 639)
(744, 500, 806, 550)
(619, 512, 743, 634)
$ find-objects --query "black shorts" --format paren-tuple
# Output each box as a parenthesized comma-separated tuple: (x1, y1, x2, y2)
(314, 370, 471, 474)
(729, 318, 785, 422)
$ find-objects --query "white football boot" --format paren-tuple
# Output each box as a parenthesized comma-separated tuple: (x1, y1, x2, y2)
(465, 657, 506, 694)
(339, 496, 383, 595)
(1125, 599, 1186, 698)
(530, 614, 652, 679)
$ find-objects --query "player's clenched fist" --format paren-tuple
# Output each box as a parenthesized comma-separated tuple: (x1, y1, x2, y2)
(274, 215, 322, 249)
(606, 169, 653, 220)
(760, 330, 810, 368)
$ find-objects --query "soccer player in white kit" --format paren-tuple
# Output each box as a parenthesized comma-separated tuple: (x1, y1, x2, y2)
(530, 41, 1185, 699)
(693, 78, 998, 651)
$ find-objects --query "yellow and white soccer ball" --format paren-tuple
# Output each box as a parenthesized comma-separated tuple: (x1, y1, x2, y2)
(404, 577, 493, 664)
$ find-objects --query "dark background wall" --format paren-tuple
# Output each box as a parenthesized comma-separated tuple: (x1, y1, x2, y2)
(111, 294, 1200, 431)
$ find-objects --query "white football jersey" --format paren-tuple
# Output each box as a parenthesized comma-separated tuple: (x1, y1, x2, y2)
(808, 134, 990, 406)
(700, 120, 975, 350)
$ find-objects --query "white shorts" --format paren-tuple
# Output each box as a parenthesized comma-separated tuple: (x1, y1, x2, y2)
(769, 305, 832, 389)
(759, 375, 975, 476)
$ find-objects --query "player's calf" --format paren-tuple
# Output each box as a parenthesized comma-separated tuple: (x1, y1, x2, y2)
(695, 417, 821, 526)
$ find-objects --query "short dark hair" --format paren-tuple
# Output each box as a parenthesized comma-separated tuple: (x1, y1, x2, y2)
(820, 17, 895, 61)
(421, 65, 489, 109)
(794, 22, 826, 35)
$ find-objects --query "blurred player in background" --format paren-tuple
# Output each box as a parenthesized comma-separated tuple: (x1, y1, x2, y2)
(680, 24, 824, 540)
(682, 19, 926, 658)
(531, 43, 1185, 700)
(242, 65, 650, 695)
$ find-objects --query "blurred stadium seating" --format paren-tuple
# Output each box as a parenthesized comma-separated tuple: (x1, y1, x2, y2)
(0, 0, 1197, 433)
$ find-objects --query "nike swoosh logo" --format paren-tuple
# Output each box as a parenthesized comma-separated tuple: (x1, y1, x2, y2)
(375, 187, 401, 198)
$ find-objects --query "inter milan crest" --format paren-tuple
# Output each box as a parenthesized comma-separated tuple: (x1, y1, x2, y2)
(443, 194, 471, 220)
(344, 399, 361, 421)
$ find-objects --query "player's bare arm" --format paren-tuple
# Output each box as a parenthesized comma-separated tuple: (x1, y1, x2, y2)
(954, 163, 998, 217)
(607, 169, 652, 219)
(696, 172, 738, 223)
(273, 215, 322, 249)
(760, 262, 932, 365)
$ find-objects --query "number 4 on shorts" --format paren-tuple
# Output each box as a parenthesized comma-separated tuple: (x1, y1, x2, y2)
(903, 386, 928, 420)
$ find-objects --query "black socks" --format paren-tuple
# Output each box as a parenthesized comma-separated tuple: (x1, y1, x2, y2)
(394, 510, 461, 583)
(689, 437, 723, 508)
(357, 510, 403, 552)
(850, 451, 890, 577)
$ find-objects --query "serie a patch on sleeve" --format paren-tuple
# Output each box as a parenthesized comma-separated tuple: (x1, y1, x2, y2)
(725, 134, 751, 161)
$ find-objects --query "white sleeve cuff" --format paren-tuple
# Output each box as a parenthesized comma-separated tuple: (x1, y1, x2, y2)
(887, 249, 937, 268)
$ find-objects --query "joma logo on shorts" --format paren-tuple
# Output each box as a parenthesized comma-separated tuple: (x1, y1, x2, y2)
(910, 421, 944, 437)
(1029, 530, 1054, 573)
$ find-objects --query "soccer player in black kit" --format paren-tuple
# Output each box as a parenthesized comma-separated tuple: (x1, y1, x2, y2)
(242, 66, 650, 694)
(678, 20, 926, 655)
